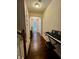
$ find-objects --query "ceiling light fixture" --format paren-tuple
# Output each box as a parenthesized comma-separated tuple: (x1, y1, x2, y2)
(33, 0, 41, 8)
(34, 2, 40, 8)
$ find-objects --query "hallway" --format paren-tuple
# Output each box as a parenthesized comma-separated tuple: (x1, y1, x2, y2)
(27, 33, 60, 59)
(17, 0, 61, 59)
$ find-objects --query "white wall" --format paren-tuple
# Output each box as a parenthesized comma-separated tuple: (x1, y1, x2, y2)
(24, 0, 30, 55)
(42, 0, 61, 57)
(24, 0, 30, 42)
(42, 0, 61, 36)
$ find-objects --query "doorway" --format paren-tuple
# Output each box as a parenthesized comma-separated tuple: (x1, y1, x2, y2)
(30, 16, 41, 40)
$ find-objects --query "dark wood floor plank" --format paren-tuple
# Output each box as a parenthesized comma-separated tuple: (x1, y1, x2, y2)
(27, 33, 60, 59)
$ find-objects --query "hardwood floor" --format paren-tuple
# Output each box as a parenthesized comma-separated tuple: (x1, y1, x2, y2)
(27, 33, 60, 59)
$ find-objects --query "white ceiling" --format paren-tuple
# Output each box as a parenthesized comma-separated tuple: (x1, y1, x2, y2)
(26, 0, 52, 13)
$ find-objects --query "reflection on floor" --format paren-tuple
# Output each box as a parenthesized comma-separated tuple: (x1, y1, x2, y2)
(27, 32, 60, 59)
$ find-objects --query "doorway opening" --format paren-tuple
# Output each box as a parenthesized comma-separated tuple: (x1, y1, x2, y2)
(30, 16, 41, 40)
